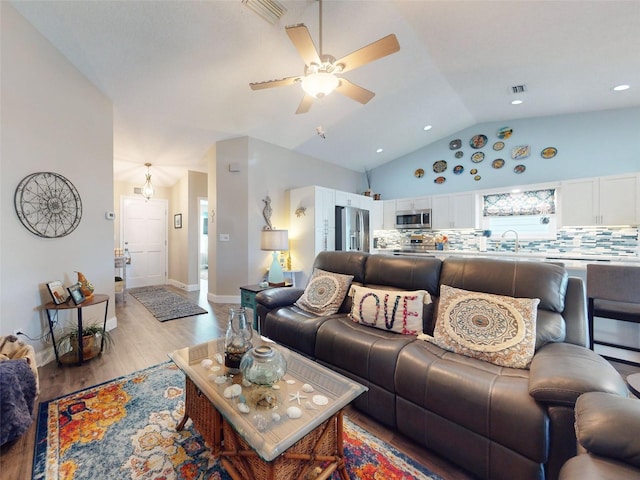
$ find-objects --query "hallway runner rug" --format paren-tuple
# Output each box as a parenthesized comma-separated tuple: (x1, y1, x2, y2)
(128, 286, 208, 322)
(32, 362, 444, 480)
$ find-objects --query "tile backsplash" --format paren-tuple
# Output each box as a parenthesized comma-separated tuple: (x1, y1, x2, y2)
(374, 226, 639, 257)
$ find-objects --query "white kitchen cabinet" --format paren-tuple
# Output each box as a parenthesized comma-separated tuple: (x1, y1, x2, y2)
(395, 196, 431, 211)
(370, 200, 384, 231)
(561, 174, 639, 226)
(382, 200, 396, 229)
(289, 186, 336, 285)
(335, 190, 372, 210)
(431, 193, 478, 229)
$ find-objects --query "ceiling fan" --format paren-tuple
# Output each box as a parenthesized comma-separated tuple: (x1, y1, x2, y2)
(249, 0, 400, 114)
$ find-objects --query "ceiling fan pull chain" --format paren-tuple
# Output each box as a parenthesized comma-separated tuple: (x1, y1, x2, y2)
(318, 0, 323, 56)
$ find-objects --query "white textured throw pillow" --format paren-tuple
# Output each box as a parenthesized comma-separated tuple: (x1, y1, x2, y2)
(426, 285, 539, 368)
(348, 285, 431, 335)
(295, 268, 354, 316)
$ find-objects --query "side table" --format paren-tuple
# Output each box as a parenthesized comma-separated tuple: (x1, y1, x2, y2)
(44, 293, 109, 366)
(240, 283, 291, 332)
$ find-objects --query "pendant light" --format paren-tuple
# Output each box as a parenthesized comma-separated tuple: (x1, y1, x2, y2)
(141, 163, 155, 200)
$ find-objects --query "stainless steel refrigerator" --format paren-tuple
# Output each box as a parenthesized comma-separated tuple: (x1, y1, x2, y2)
(335, 206, 370, 252)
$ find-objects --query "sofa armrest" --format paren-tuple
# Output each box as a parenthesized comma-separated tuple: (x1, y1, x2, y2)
(255, 287, 304, 309)
(528, 342, 628, 405)
(575, 392, 640, 468)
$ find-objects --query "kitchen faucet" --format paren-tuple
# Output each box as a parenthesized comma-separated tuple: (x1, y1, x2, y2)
(501, 230, 520, 253)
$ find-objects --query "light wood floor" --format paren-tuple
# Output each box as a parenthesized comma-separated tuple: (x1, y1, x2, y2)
(1, 282, 637, 480)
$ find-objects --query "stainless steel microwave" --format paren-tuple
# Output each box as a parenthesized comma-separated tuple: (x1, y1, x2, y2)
(395, 209, 432, 229)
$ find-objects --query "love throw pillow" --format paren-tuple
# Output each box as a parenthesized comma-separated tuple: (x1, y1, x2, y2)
(348, 285, 430, 335)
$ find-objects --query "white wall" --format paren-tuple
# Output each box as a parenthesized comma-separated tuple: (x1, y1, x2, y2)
(372, 107, 640, 199)
(209, 136, 363, 300)
(1, 3, 114, 365)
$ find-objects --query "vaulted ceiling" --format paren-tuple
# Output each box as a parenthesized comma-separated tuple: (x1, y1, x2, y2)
(11, 0, 640, 187)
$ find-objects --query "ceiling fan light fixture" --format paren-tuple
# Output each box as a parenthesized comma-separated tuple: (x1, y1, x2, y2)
(300, 72, 339, 99)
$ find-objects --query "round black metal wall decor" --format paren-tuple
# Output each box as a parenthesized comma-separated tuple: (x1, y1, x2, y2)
(14, 172, 82, 238)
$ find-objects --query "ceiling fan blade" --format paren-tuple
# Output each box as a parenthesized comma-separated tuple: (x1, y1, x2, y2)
(335, 34, 400, 73)
(286, 24, 321, 66)
(249, 76, 300, 90)
(336, 78, 375, 104)
(295, 94, 315, 114)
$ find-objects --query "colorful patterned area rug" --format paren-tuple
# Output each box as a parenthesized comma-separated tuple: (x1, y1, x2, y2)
(33, 362, 444, 480)
(129, 286, 207, 322)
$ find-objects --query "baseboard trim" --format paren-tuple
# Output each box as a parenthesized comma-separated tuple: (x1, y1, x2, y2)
(167, 279, 200, 292)
(208, 292, 240, 304)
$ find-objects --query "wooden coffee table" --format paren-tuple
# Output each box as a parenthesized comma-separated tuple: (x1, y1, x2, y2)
(169, 337, 367, 480)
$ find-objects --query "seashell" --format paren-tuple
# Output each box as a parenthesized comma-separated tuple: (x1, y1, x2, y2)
(253, 414, 268, 431)
(211, 365, 221, 372)
(224, 384, 242, 398)
(286, 379, 296, 385)
(304, 401, 317, 410)
(286, 406, 302, 419)
(201, 359, 213, 369)
(214, 375, 227, 384)
(312, 395, 329, 406)
(237, 403, 250, 413)
(272, 384, 281, 390)
(215, 353, 224, 364)
(301, 383, 314, 393)
(271, 413, 281, 422)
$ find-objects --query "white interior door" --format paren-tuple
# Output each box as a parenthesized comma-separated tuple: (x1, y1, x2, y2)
(121, 196, 167, 288)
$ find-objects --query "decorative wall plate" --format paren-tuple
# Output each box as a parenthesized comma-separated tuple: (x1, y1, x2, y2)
(455, 151, 464, 158)
(493, 141, 505, 151)
(470, 168, 478, 175)
(470, 134, 488, 149)
(453, 165, 464, 175)
(433, 160, 447, 173)
(541, 147, 557, 159)
(474, 175, 482, 181)
(471, 152, 485, 163)
(492, 159, 505, 169)
(497, 126, 513, 139)
(434, 176, 446, 184)
(414, 168, 425, 178)
(511, 145, 531, 160)
(514, 164, 526, 174)
(14, 172, 82, 238)
(449, 139, 462, 150)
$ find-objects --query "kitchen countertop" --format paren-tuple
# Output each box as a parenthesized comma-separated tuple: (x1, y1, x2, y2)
(372, 248, 640, 270)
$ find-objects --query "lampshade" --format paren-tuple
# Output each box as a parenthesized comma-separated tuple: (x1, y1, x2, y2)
(260, 229, 289, 251)
(141, 163, 154, 200)
(300, 72, 339, 99)
(261, 229, 288, 287)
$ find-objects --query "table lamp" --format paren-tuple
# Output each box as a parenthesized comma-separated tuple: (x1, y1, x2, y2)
(261, 229, 289, 286)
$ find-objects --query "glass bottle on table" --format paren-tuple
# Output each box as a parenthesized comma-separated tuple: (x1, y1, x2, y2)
(224, 307, 253, 375)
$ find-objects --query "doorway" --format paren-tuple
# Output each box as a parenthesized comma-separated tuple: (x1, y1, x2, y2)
(121, 196, 168, 288)
(199, 198, 208, 290)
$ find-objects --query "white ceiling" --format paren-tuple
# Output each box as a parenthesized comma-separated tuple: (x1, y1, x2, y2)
(11, 0, 640, 187)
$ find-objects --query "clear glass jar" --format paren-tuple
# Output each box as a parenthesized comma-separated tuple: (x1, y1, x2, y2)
(224, 307, 253, 375)
(240, 345, 287, 386)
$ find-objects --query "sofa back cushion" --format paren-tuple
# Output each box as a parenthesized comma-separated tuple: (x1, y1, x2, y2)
(312, 251, 368, 313)
(364, 255, 442, 332)
(439, 257, 569, 348)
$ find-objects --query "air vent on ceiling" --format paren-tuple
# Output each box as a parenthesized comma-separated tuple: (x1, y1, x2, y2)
(242, 0, 287, 24)
(510, 84, 528, 94)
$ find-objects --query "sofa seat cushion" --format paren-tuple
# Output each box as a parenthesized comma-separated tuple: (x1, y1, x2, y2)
(396, 340, 549, 463)
(559, 455, 640, 480)
(314, 317, 416, 393)
(262, 306, 337, 358)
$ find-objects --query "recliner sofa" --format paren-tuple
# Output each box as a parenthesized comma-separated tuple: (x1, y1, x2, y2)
(256, 251, 629, 480)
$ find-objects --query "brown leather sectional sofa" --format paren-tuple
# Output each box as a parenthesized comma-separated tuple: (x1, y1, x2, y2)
(255, 251, 629, 480)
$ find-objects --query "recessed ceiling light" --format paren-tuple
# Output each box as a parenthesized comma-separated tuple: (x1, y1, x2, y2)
(423, 125, 432, 131)
(511, 100, 523, 105)
(376, 148, 383, 153)
(613, 84, 630, 91)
